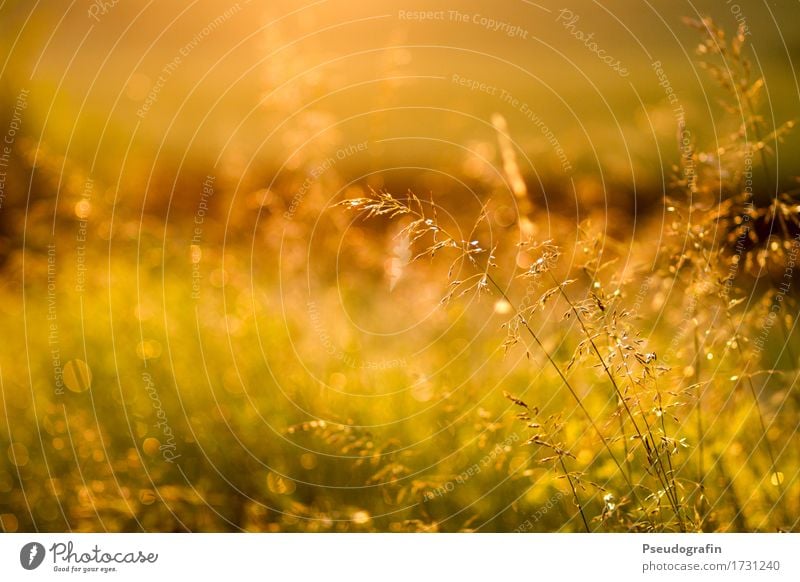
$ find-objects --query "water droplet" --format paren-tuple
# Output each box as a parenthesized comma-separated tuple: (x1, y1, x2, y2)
(136, 340, 162, 360)
(300, 453, 317, 470)
(143, 438, 160, 456)
(267, 472, 295, 495)
(74, 200, 91, 219)
(139, 490, 157, 505)
(351, 510, 371, 525)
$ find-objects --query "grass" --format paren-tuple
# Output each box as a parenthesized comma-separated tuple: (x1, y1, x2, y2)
(1, 17, 799, 533)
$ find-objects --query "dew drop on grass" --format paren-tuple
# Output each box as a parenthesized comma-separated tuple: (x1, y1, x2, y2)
(770, 472, 784, 486)
(267, 472, 296, 495)
(136, 340, 162, 360)
(411, 382, 434, 403)
(143, 438, 161, 456)
(63, 359, 92, 393)
(74, 200, 91, 219)
(139, 489, 156, 505)
(300, 453, 317, 470)
(351, 510, 371, 525)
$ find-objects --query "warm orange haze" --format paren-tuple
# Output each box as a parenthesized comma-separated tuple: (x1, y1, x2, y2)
(1, 0, 799, 533)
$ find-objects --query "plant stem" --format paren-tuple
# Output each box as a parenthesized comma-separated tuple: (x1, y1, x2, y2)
(725, 311, 785, 527)
(549, 273, 686, 531)
(559, 456, 591, 533)
(484, 274, 644, 512)
(616, 344, 685, 529)
(694, 326, 705, 489)
(617, 409, 634, 487)
(693, 324, 708, 531)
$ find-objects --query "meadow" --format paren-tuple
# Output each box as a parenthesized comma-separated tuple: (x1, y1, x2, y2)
(1, 2, 799, 533)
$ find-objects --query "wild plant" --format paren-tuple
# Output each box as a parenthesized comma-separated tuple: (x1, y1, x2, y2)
(332, 15, 800, 533)
(338, 189, 689, 530)
(669, 17, 799, 530)
(504, 392, 590, 532)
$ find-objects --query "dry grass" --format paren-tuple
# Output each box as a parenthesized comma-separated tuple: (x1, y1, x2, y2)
(1, 17, 798, 533)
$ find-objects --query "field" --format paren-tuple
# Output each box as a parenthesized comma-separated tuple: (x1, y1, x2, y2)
(1, 1, 800, 533)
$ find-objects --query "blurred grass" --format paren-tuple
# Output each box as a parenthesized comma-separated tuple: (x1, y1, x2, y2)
(2, 197, 798, 531)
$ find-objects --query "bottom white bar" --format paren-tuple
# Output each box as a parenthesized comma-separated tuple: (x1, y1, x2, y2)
(1, 534, 798, 581)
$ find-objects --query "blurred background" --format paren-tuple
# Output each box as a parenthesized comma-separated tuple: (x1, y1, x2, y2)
(1, 0, 799, 532)
(2, 0, 799, 223)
